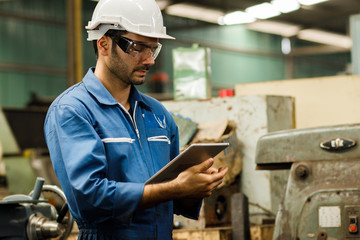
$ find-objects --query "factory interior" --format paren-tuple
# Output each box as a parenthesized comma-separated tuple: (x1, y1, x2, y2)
(1, 0, 360, 239)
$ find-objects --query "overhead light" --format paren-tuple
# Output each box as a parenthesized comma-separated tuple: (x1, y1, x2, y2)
(271, 0, 300, 13)
(246, 3, 281, 20)
(297, 0, 328, 6)
(219, 11, 256, 25)
(166, 3, 224, 24)
(246, 20, 301, 37)
(281, 38, 292, 54)
(297, 29, 352, 49)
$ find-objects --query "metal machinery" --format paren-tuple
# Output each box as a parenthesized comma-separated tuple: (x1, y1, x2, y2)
(0, 177, 73, 239)
(256, 124, 360, 240)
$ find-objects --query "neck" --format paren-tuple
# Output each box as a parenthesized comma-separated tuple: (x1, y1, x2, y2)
(94, 63, 131, 110)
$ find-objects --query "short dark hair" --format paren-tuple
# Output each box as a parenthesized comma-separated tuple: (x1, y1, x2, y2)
(92, 40, 98, 58)
(92, 30, 127, 59)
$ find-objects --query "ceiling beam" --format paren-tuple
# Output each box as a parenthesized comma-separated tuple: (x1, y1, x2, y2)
(290, 45, 350, 56)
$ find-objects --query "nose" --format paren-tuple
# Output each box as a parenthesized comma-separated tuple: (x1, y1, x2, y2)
(141, 49, 155, 65)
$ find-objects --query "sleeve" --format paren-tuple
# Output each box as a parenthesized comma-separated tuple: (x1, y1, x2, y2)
(44, 104, 144, 223)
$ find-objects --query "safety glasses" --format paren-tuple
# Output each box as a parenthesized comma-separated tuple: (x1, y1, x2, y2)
(106, 33, 162, 60)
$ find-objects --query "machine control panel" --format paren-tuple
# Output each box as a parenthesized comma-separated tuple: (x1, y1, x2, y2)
(345, 206, 360, 238)
(349, 216, 358, 234)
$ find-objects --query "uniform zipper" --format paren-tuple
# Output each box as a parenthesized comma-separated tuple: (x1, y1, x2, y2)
(118, 102, 140, 140)
(132, 101, 141, 140)
(118, 101, 150, 177)
(118, 100, 155, 227)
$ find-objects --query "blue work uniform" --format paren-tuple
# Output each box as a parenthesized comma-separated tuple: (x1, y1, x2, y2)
(44, 68, 201, 240)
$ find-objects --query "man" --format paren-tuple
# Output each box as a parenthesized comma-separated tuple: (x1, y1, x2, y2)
(44, 0, 228, 239)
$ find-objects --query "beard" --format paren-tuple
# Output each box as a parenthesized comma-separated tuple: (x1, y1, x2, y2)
(108, 46, 150, 86)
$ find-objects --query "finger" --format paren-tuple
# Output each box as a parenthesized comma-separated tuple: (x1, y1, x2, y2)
(207, 179, 224, 192)
(210, 167, 228, 180)
(207, 179, 224, 196)
(217, 167, 228, 176)
(213, 178, 224, 188)
(206, 167, 218, 174)
(204, 191, 213, 198)
(204, 169, 227, 187)
(196, 158, 214, 173)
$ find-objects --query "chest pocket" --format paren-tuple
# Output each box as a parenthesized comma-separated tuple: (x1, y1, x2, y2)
(147, 135, 170, 144)
(146, 127, 171, 172)
(97, 126, 138, 181)
(102, 137, 135, 143)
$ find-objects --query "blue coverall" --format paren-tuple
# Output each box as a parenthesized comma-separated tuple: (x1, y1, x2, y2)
(44, 68, 201, 239)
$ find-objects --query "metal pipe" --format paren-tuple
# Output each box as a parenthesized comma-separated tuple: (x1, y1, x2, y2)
(169, 37, 284, 58)
(66, 0, 75, 86)
(0, 62, 66, 75)
(74, 0, 83, 83)
(285, 55, 295, 80)
(0, 10, 65, 25)
(290, 45, 350, 56)
(350, 14, 360, 75)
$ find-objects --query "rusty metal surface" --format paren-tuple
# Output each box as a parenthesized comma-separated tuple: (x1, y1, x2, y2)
(204, 183, 238, 227)
(273, 159, 360, 240)
(231, 192, 250, 240)
(255, 124, 360, 239)
(163, 95, 295, 224)
(256, 124, 360, 168)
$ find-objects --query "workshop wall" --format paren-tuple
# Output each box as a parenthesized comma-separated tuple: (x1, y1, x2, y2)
(0, 0, 351, 107)
(161, 20, 350, 90)
(0, 0, 67, 107)
(235, 74, 360, 129)
(161, 22, 286, 90)
(0, 0, 97, 107)
(294, 53, 351, 78)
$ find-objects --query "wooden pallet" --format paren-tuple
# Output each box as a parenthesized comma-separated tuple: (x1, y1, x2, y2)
(69, 227, 233, 240)
(250, 225, 274, 240)
(173, 225, 274, 240)
(173, 227, 232, 240)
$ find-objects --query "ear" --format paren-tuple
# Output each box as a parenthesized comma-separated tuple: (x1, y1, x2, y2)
(97, 35, 111, 56)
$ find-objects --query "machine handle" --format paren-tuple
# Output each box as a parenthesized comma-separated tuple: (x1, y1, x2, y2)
(57, 202, 69, 223)
(32, 177, 45, 201)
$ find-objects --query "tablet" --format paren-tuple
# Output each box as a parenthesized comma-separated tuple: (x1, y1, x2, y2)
(145, 142, 229, 184)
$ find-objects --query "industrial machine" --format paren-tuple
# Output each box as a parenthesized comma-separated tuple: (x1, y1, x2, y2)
(0, 177, 73, 239)
(0, 105, 73, 239)
(256, 124, 360, 240)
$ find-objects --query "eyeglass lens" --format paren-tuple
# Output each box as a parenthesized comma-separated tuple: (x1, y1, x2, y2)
(108, 34, 162, 60)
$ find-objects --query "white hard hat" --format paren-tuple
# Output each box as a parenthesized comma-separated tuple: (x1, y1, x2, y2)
(86, 0, 174, 41)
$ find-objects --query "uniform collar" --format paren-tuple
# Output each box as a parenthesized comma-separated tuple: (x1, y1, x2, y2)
(83, 67, 150, 109)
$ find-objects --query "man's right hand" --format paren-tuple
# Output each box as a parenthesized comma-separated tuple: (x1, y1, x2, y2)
(172, 158, 228, 199)
(139, 158, 228, 209)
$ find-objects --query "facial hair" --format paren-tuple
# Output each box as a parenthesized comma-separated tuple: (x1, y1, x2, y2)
(108, 45, 150, 86)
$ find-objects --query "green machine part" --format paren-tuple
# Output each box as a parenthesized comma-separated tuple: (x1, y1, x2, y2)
(171, 113, 198, 150)
(0, 107, 36, 194)
(256, 124, 360, 240)
(172, 44, 211, 101)
(0, 107, 20, 155)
